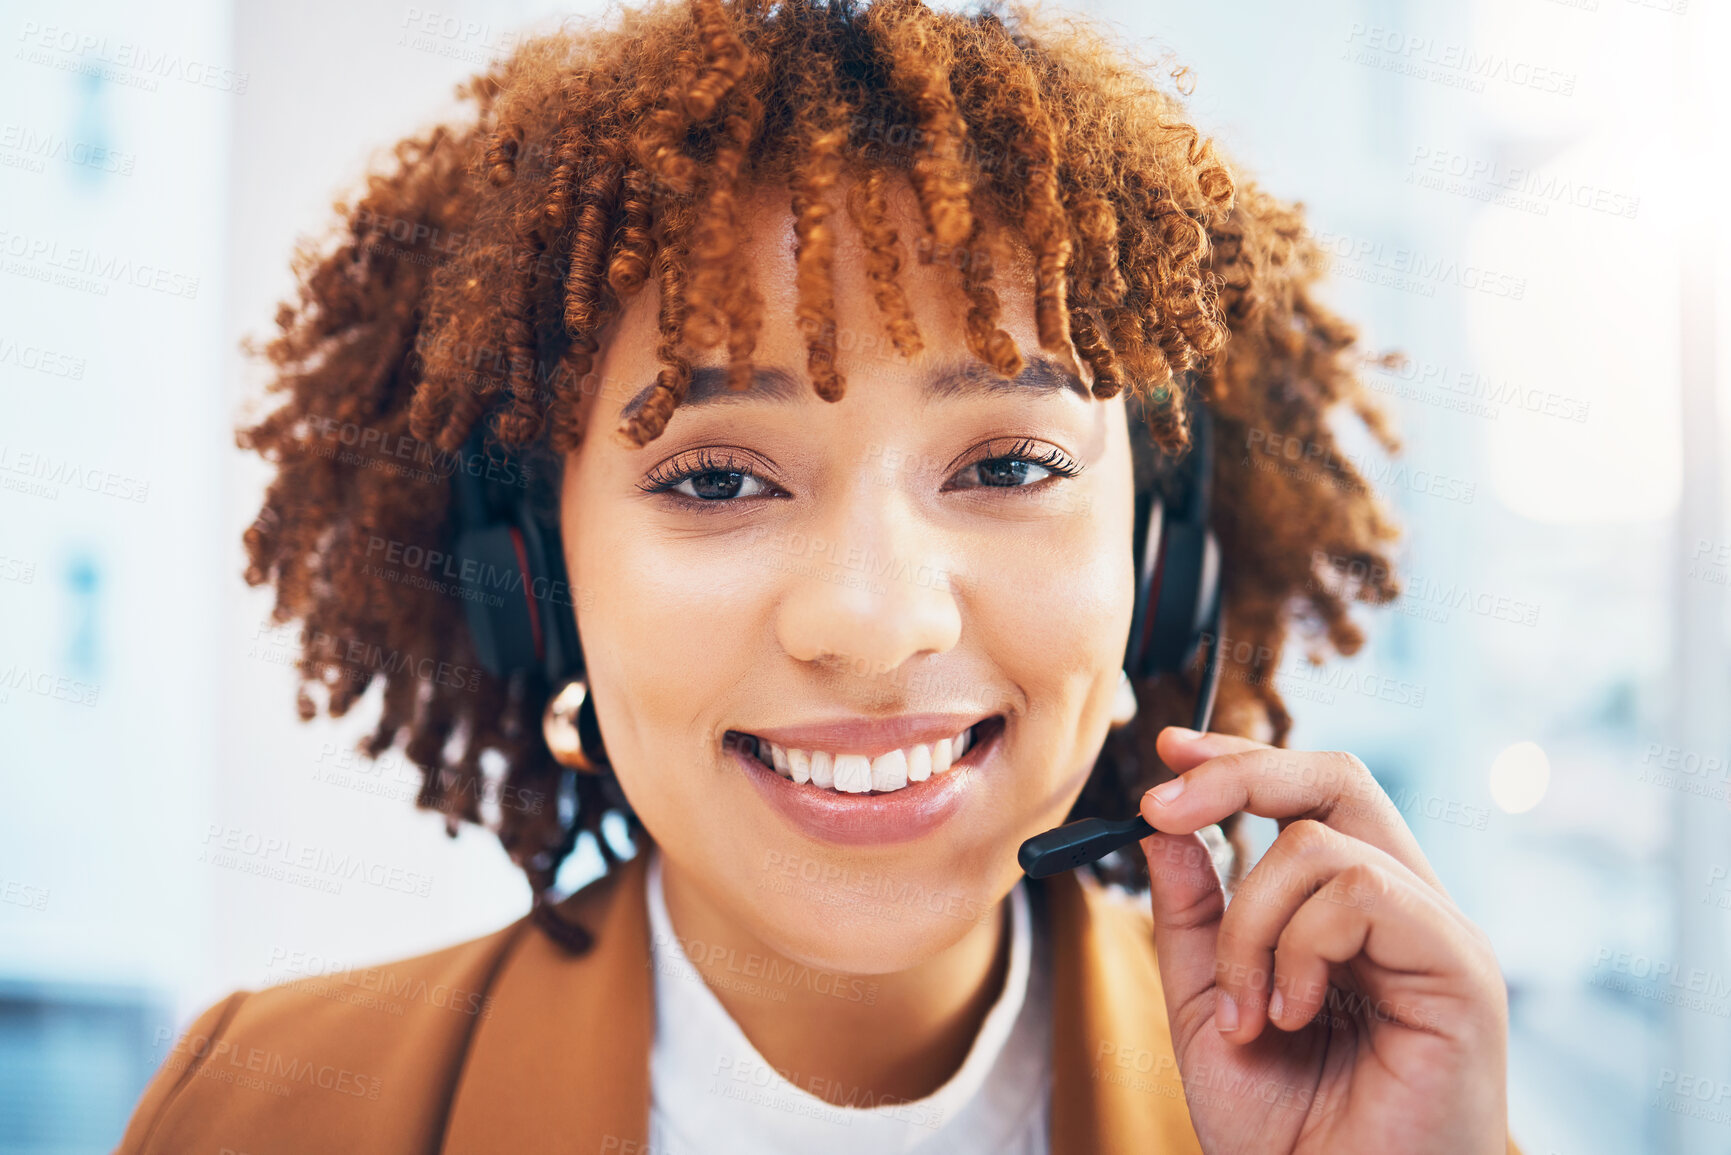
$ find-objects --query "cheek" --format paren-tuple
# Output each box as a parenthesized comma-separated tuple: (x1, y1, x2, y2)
(972, 508, 1136, 697)
(565, 499, 769, 791)
(594, 531, 774, 686)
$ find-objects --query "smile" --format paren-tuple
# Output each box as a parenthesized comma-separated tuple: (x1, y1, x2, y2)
(723, 714, 1007, 845)
(723, 716, 1004, 796)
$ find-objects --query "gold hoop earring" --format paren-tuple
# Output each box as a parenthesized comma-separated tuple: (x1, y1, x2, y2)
(1108, 668, 1138, 730)
(543, 676, 609, 774)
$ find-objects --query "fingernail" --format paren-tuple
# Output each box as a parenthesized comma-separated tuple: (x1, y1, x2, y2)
(1214, 992, 1239, 1033)
(1147, 776, 1186, 806)
(1268, 987, 1284, 1021)
(1166, 726, 1201, 740)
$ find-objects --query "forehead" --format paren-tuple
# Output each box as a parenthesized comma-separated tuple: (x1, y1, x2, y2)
(616, 354, 1093, 424)
(590, 170, 1069, 421)
(730, 174, 1041, 284)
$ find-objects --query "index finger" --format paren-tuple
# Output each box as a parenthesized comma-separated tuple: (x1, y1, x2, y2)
(1142, 727, 1450, 898)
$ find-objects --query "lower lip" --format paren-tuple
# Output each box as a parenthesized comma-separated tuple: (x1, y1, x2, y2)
(728, 718, 1005, 846)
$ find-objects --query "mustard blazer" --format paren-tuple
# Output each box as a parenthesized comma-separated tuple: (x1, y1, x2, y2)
(116, 852, 1523, 1154)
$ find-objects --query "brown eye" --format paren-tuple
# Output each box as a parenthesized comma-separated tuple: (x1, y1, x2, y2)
(946, 438, 1083, 491)
(967, 457, 1054, 487)
(671, 469, 770, 501)
(638, 447, 783, 504)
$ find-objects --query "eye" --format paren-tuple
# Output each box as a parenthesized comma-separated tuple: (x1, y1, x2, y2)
(945, 437, 1083, 491)
(638, 447, 784, 504)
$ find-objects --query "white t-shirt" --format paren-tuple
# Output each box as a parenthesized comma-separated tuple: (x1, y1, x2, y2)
(645, 848, 1052, 1154)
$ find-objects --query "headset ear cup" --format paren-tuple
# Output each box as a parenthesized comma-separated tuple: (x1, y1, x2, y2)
(1124, 405, 1224, 691)
(454, 524, 542, 679)
(1194, 528, 1222, 665)
(1123, 490, 1165, 678)
(514, 510, 582, 683)
(452, 482, 583, 686)
(1145, 521, 1209, 673)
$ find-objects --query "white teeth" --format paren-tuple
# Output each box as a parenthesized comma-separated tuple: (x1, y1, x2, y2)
(740, 721, 988, 795)
(833, 754, 873, 793)
(870, 748, 908, 792)
(907, 743, 932, 783)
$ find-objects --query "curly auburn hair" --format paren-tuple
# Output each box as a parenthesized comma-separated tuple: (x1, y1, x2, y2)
(237, 0, 1407, 951)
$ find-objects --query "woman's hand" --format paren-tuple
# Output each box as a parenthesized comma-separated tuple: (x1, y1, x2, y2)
(1138, 727, 1510, 1155)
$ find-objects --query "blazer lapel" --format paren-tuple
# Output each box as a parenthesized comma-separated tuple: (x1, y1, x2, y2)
(1044, 869, 1203, 1155)
(441, 852, 655, 1154)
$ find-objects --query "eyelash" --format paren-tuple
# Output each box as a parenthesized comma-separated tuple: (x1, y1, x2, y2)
(958, 438, 1085, 490)
(637, 447, 777, 500)
(637, 438, 1083, 506)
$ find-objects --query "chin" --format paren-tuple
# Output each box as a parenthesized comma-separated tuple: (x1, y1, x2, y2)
(740, 869, 1007, 976)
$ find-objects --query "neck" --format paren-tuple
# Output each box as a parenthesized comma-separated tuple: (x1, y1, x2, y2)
(659, 849, 1012, 1107)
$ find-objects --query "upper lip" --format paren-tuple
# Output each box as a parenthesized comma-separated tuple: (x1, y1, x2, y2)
(731, 712, 996, 760)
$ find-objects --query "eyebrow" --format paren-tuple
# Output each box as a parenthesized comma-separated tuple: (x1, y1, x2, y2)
(617, 354, 1091, 422)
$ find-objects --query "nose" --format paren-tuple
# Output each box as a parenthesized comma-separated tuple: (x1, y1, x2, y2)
(773, 481, 964, 677)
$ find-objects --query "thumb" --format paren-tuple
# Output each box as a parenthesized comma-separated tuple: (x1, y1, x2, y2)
(1139, 825, 1227, 1030)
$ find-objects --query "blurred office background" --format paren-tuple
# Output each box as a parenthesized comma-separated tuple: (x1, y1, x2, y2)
(1, 0, 1727, 1150)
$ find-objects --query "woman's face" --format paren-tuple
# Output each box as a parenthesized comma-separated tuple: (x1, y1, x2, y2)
(561, 176, 1138, 973)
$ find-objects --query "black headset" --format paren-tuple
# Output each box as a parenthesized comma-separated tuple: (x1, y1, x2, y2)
(1125, 399, 1224, 692)
(448, 399, 1225, 877)
(448, 430, 583, 687)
